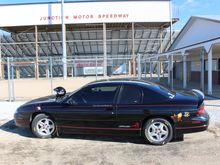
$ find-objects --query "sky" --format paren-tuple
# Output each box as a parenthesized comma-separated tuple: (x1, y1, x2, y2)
(0, 0, 220, 30)
(172, 0, 220, 29)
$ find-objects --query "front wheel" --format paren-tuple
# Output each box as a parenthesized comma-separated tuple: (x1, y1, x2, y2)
(143, 118, 173, 145)
(31, 114, 56, 138)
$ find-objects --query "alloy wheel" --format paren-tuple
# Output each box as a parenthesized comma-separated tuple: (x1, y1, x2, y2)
(146, 121, 169, 143)
(36, 118, 55, 136)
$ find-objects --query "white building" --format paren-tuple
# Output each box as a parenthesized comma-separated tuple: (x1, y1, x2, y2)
(149, 16, 220, 96)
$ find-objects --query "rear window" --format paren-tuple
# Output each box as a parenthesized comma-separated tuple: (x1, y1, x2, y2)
(142, 88, 167, 104)
(118, 85, 142, 104)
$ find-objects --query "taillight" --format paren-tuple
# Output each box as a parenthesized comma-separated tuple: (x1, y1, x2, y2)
(197, 104, 205, 115)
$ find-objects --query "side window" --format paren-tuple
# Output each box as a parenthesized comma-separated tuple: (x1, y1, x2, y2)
(67, 84, 119, 105)
(67, 92, 85, 105)
(118, 85, 142, 104)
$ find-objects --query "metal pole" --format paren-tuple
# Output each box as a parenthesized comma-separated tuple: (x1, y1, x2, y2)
(35, 25, 39, 79)
(144, 61, 147, 79)
(157, 60, 160, 81)
(11, 58, 15, 101)
(129, 60, 132, 76)
(137, 54, 141, 80)
(200, 49, 205, 92)
(61, 0, 67, 79)
(161, 62, 164, 78)
(168, 1, 173, 88)
(103, 23, 107, 77)
(160, 29, 163, 54)
(132, 22, 136, 76)
(71, 67, 74, 78)
(170, 55, 173, 90)
(150, 61, 152, 80)
(208, 48, 213, 95)
(95, 56, 98, 81)
(7, 57, 11, 102)
(50, 57, 53, 94)
(159, 29, 163, 81)
(0, 35, 2, 79)
(168, 57, 171, 84)
(183, 54, 187, 89)
(168, 1, 173, 89)
(74, 59, 77, 77)
(169, 1, 173, 46)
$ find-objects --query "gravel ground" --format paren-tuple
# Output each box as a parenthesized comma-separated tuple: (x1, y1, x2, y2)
(0, 102, 24, 120)
(0, 99, 220, 165)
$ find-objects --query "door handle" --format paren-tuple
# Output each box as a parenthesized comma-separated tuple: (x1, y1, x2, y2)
(92, 105, 114, 110)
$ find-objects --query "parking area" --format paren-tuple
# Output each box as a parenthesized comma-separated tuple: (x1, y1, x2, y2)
(0, 120, 219, 165)
(0, 100, 220, 165)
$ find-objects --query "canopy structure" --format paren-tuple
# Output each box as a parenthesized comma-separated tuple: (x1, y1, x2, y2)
(0, 0, 178, 79)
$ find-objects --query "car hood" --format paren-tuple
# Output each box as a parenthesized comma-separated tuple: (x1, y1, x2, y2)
(24, 95, 58, 106)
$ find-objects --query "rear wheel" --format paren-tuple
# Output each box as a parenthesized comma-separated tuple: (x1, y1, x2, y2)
(143, 118, 173, 145)
(31, 114, 56, 138)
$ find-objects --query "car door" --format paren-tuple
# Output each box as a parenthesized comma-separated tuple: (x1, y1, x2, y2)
(56, 83, 121, 134)
(116, 84, 145, 135)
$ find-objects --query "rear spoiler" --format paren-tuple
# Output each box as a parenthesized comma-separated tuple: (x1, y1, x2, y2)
(191, 89, 205, 107)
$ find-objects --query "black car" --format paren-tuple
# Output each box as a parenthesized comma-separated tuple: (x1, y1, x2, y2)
(14, 79, 209, 145)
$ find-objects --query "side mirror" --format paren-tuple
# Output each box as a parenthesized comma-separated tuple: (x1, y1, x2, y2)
(54, 86, 66, 98)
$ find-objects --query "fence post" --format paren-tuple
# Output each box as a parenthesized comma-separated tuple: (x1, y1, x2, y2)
(11, 57, 15, 101)
(144, 61, 147, 79)
(7, 57, 11, 102)
(150, 61, 152, 80)
(137, 54, 141, 80)
(74, 59, 77, 77)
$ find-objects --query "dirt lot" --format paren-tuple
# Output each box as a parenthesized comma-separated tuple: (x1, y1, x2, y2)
(1, 77, 220, 164)
(0, 120, 220, 165)
(0, 77, 97, 101)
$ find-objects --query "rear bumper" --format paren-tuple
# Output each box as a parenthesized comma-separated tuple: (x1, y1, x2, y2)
(175, 112, 209, 134)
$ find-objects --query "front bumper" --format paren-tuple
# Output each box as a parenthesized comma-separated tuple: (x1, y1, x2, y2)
(14, 112, 30, 128)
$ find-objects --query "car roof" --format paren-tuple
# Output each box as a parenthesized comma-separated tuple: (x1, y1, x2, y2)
(88, 78, 164, 90)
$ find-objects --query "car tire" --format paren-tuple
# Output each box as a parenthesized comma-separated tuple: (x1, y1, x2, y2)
(143, 118, 173, 145)
(31, 114, 56, 138)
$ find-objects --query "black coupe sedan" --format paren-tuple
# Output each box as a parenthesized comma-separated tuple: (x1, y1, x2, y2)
(14, 79, 209, 145)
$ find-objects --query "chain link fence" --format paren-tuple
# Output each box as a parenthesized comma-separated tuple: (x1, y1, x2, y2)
(0, 55, 169, 101)
(0, 56, 129, 101)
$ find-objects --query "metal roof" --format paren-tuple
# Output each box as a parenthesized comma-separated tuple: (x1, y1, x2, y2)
(1, 28, 179, 58)
(0, 27, 179, 78)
